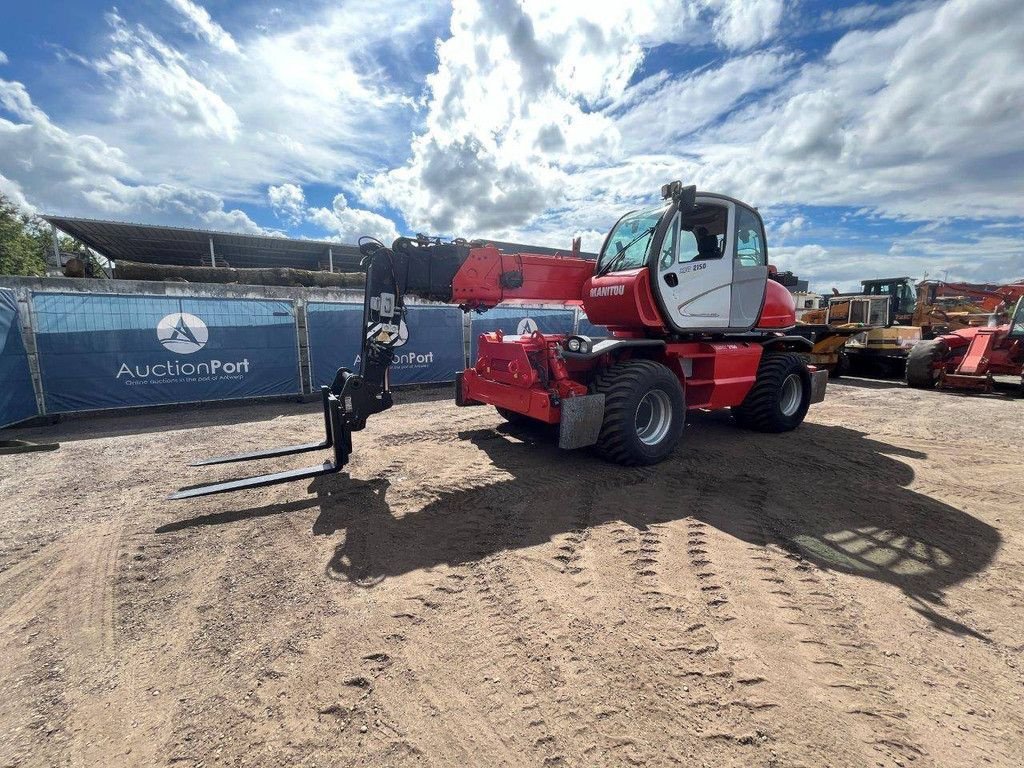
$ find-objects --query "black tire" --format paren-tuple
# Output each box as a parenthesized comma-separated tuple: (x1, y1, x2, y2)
(832, 351, 850, 379)
(905, 339, 949, 389)
(591, 360, 685, 466)
(732, 353, 812, 433)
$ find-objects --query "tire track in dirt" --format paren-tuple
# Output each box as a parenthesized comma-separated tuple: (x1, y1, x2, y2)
(0, 519, 127, 766)
(478, 465, 773, 764)
(4, 388, 1023, 766)
(689, 470, 932, 767)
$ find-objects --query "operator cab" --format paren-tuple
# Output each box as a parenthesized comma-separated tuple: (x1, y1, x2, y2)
(1010, 296, 1024, 340)
(859, 277, 916, 321)
(594, 185, 773, 332)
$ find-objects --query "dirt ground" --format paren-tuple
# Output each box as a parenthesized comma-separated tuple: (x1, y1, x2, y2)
(0, 377, 1022, 767)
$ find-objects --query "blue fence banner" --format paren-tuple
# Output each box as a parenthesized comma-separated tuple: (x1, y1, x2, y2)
(33, 293, 301, 413)
(307, 303, 465, 387)
(576, 309, 611, 338)
(470, 307, 575, 359)
(0, 289, 38, 427)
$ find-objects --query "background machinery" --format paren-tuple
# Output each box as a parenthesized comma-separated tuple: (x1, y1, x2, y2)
(171, 183, 827, 500)
(906, 296, 1024, 393)
(912, 280, 1024, 337)
(794, 277, 918, 377)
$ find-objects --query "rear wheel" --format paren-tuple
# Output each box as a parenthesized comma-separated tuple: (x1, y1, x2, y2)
(905, 339, 949, 389)
(591, 360, 685, 466)
(732, 353, 811, 432)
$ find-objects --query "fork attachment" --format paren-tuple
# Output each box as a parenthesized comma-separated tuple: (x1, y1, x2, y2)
(169, 238, 408, 500)
(167, 386, 352, 500)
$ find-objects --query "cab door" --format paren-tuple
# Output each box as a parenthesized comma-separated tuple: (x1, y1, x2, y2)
(655, 198, 734, 330)
(730, 204, 768, 329)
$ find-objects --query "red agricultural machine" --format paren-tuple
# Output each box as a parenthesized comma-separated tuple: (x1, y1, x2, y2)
(171, 183, 827, 499)
(906, 296, 1024, 393)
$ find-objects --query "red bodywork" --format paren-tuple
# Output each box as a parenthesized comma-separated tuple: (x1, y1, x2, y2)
(582, 269, 666, 334)
(758, 280, 798, 329)
(452, 245, 591, 309)
(453, 246, 796, 420)
(931, 324, 1024, 392)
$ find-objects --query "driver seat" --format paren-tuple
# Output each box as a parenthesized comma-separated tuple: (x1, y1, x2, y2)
(695, 227, 721, 260)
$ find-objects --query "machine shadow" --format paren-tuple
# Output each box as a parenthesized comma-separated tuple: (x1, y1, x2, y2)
(311, 418, 997, 634)
(159, 418, 1000, 638)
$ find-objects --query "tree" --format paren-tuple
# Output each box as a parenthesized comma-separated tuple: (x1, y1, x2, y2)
(0, 193, 48, 276)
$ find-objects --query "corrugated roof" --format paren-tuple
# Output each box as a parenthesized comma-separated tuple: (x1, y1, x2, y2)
(43, 216, 361, 270)
(42, 215, 598, 271)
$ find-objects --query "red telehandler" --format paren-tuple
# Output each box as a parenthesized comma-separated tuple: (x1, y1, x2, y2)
(171, 183, 827, 499)
(906, 296, 1024, 393)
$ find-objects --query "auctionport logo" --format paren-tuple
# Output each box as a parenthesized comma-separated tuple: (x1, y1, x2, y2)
(157, 312, 208, 354)
(517, 317, 538, 334)
(114, 311, 251, 383)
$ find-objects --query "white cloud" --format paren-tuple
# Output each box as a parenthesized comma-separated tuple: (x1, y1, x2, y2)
(365, 0, 699, 237)
(820, 1, 933, 30)
(684, 0, 1024, 219)
(267, 182, 399, 243)
(90, 12, 240, 140)
(164, 0, 240, 55)
(0, 77, 260, 232)
(772, 234, 1024, 293)
(776, 215, 806, 237)
(611, 50, 795, 152)
(701, 0, 785, 50)
(0, 173, 35, 212)
(267, 183, 306, 225)
(56, 3, 446, 204)
(308, 193, 399, 244)
(0, 51, 8, 66)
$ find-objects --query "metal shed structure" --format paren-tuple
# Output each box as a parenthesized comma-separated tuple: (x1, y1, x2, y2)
(42, 216, 362, 272)
(42, 216, 596, 273)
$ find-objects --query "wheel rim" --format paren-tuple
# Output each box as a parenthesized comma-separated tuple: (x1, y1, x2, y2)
(780, 373, 803, 417)
(635, 389, 673, 446)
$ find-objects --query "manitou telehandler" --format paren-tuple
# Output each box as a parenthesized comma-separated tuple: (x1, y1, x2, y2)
(171, 183, 827, 499)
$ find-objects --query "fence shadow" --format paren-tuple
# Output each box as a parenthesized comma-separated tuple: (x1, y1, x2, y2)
(6, 384, 454, 444)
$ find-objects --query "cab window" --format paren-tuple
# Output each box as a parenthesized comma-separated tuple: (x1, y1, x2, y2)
(734, 206, 766, 267)
(678, 203, 727, 263)
(596, 204, 667, 274)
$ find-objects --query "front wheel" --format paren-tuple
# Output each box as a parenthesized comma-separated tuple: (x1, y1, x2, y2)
(905, 339, 949, 389)
(732, 353, 812, 432)
(591, 360, 685, 466)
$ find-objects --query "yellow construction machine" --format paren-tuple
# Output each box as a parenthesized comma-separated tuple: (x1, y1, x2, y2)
(794, 277, 920, 377)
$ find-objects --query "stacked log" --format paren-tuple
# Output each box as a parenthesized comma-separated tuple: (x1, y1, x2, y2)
(113, 260, 365, 288)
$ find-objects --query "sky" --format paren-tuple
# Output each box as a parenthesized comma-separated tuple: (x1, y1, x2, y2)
(0, 0, 1022, 293)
